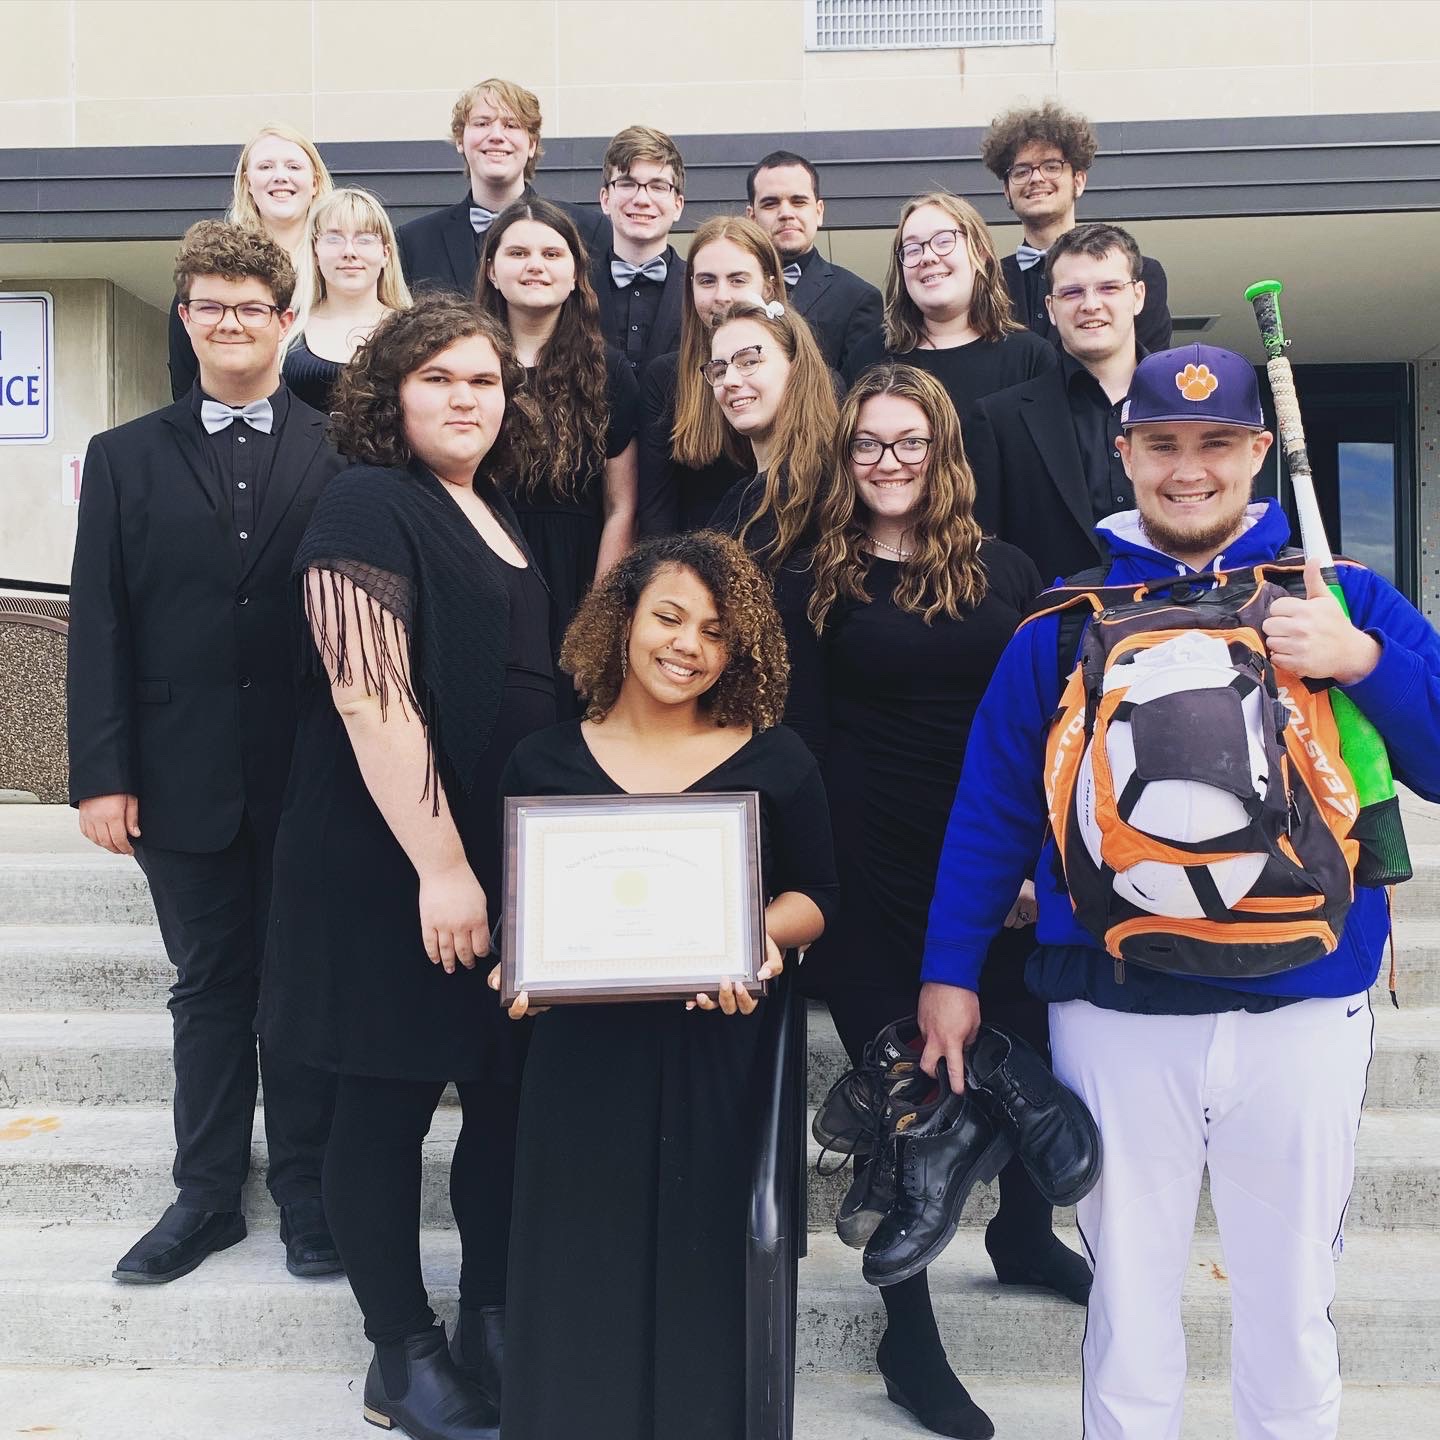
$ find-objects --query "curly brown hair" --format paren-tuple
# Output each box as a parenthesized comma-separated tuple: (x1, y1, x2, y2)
(979, 101, 1099, 183)
(329, 293, 535, 474)
(478, 199, 610, 504)
(560, 532, 790, 729)
(174, 219, 296, 310)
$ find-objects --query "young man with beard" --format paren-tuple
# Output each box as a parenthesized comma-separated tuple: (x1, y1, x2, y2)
(397, 78, 607, 297)
(916, 344, 1440, 1440)
(967, 222, 1148, 584)
(745, 149, 882, 374)
(980, 102, 1172, 354)
(592, 126, 688, 382)
(68, 222, 347, 1284)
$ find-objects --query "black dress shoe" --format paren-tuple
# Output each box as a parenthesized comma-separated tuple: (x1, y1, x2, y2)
(876, 1329, 995, 1439)
(836, 1151, 896, 1249)
(363, 1324, 498, 1438)
(280, 1197, 344, 1278)
(448, 1304, 503, 1417)
(112, 1203, 246, 1284)
(862, 1076, 1013, 1287)
(965, 1024, 1102, 1208)
(813, 1015, 931, 1160)
(986, 1225, 1093, 1306)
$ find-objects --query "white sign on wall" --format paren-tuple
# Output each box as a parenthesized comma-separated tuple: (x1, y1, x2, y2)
(0, 292, 55, 445)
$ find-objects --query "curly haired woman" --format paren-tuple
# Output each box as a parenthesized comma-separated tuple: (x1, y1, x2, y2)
(492, 530, 838, 1440)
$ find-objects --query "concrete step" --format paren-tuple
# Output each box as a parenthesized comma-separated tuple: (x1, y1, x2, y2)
(0, 854, 154, 926)
(0, 926, 169, 1010)
(2, 1101, 1436, 1236)
(2, 1222, 1435, 1386)
(2, 1368, 1432, 1440)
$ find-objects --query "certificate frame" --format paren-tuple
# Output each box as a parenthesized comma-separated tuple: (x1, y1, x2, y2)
(500, 791, 766, 1005)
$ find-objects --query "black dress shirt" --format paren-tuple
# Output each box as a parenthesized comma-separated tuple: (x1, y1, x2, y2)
(602, 246, 672, 373)
(1061, 352, 1132, 520)
(192, 384, 290, 544)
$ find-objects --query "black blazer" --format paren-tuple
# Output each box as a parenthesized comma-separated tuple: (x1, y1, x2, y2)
(397, 189, 610, 298)
(787, 254, 883, 375)
(590, 245, 686, 377)
(966, 367, 1109, 587)
(66, 394, 347, 852)
(1002, 252, 1173, 356)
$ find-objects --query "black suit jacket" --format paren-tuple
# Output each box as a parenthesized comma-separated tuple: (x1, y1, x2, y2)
(787, 253, 883, 375)
(397, 189, 610, 298)
(1002, 252, 1173, 355)
(591, 245, 686, 378)
(966, 367, 1109, 587)
(67, 394, 347, 852)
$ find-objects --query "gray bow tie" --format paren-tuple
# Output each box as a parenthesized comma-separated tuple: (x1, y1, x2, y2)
(611, 255, 668, 287)
(200, 398, 273, 435)
(1015, 242, 1048, 272)
(470, 205, 497, 235)
(782, 262, 802, 286)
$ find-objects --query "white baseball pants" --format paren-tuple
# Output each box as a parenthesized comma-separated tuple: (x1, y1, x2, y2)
(1049, 993, 1373, 1440)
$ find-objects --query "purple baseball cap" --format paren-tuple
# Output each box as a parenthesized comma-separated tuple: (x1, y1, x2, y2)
(1121, 343, 1265, 429)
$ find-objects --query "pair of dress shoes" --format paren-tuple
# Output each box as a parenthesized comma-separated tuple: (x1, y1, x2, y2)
(111, 1196, 342, 1283)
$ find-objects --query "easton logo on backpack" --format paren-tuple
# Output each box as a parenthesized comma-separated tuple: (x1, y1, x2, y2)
(1024, 560, 1360, 981)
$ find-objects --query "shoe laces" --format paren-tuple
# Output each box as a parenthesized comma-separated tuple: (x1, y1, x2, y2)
(814, 1034, 931, 1177)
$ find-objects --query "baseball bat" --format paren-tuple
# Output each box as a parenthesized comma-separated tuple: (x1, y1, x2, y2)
(1245, 279, 1411, 885)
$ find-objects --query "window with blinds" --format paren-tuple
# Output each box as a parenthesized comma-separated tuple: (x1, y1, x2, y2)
(806, 0, 1055, 51)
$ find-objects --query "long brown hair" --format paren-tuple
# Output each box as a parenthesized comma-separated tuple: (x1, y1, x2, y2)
(478, 198, 609, 503)
(808, 363, 987, 631)
(672, 216, 786, 471)
(709, 299, 838, 573)
(883, 192, 1019, 353)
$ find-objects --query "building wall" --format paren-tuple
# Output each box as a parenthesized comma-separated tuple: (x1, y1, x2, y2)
(1420, 359, 1440, 625)
(3, 0, 1438, 149)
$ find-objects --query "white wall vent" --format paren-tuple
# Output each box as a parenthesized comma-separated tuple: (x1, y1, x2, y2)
(806, 0, 1056, 52)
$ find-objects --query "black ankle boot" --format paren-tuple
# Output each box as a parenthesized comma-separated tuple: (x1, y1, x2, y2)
(448, 1304, 503, 1417)
(875, 1328, 995, 1439)
(985, 1222, 1093, 1306)
(363, 1324, 498, 1438)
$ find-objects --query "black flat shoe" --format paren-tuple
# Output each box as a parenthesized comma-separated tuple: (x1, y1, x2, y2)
(280, 1196, 344, 1277)
(448, 1304, 503, 1417)
(112, 1203, 246, 1284)
(363, 1324, 498, 1439)
(986, 1225, 1093, 1306)
(876, 1329, 995, 1439)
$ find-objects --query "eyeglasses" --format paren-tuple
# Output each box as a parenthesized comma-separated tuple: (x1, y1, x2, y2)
(316, 231, 386, 252)
(182, 300, 282, 328)
(897, 229, 962, 268)
(606, 176, 678, 199)
(1006, 158, 1069, 184)
(850, 436, 933, 465)
(1051, 280, 1137, 306)
(701, 344, 764, 385)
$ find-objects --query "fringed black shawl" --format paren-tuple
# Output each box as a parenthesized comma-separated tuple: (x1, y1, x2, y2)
(294, 460, 530, 806)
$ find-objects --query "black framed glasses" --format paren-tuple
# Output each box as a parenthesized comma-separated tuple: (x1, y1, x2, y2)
(700, 344, 764, 385)
(606, 176, 678, 199)
(896, 229, 961, 268)
(1051, 279, 1137, 306)
(1006, 158, 1069, 184)
(850, 436, 933, 465)
(182, 299, 283, 328)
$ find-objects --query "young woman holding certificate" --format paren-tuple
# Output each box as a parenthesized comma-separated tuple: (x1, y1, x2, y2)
(493, 530, 838, 1440)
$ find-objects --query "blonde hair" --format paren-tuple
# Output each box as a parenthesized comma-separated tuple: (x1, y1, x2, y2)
(883, 191, 1019, 352)
(672, 216, 786, 472)
(709, 299, 838, 573)
(228, 124, 333, 233)
(449, 79, 543, 182)
(808, 364, 988, 631)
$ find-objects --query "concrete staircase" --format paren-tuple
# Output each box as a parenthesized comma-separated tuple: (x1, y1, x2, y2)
(3, 802, 1438, 1438)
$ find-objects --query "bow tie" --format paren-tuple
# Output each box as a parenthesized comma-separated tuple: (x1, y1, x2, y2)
(782, 262, 802, 287)
(1015, 242, 1048, 272)
(200, 398, 274, 435)
(470, 205, 497, 235)
(611, 255, 668, 287)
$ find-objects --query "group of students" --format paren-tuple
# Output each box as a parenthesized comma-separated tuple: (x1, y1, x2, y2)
(63, 75, 1440, 1440)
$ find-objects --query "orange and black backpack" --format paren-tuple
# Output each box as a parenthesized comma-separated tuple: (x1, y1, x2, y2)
(1023, 559, 1361, 981)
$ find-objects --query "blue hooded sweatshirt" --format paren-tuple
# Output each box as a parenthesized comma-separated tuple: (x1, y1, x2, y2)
(921, 498, 1440, 1012)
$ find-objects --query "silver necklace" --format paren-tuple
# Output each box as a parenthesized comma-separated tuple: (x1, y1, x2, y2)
(867, 533, 914, 560)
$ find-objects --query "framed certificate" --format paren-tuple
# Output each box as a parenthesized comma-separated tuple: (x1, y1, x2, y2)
(500, 791, 766, 1005)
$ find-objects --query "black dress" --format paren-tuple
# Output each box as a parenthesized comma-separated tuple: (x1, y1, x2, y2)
(281, 333, 345, 413)
(508, 346, 639, 696)
(260, 465, 556, 1082)
(500, 721, 838, 1440)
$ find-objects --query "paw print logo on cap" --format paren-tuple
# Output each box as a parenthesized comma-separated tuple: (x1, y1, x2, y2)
(1176, 363, 1219, 401)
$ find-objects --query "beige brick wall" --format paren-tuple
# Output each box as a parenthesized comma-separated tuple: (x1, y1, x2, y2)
(2, 0, 1436, 149)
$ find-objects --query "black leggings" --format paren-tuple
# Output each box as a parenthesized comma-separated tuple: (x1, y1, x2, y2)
(322, 1073, 520, 1345)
